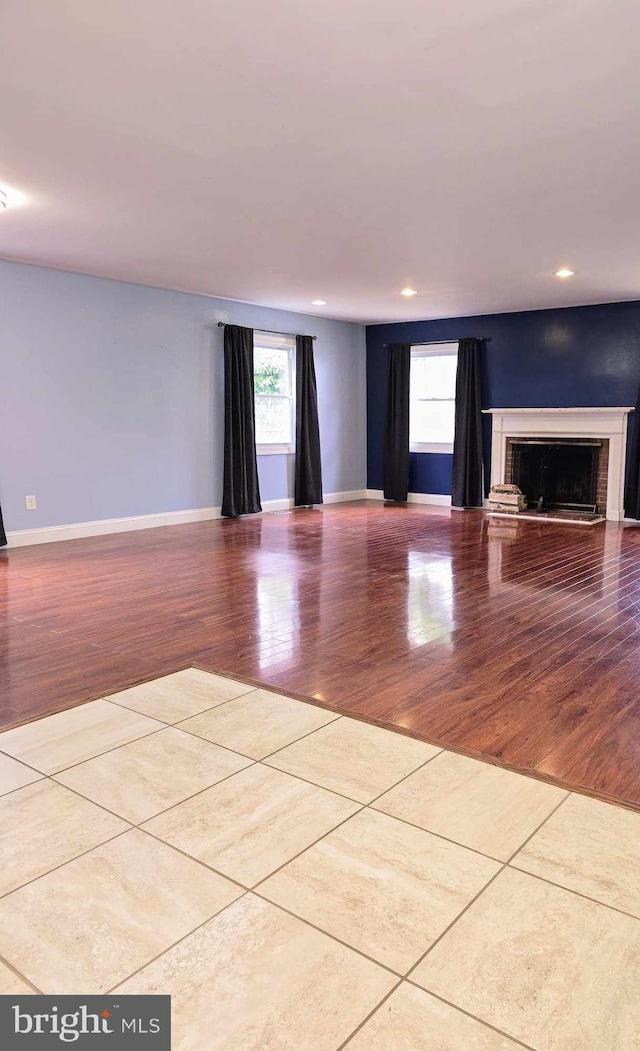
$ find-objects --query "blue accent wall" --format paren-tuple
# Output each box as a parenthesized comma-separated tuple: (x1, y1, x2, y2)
(0, 261, 366, 533)
(367, 300, 640, 495)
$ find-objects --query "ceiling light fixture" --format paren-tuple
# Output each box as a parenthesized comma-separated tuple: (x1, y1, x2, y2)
(400, 288, 418, 296)
(0, 186, 27, 210)
(312, 299, 326, 306)
(555, 268, 574, 278)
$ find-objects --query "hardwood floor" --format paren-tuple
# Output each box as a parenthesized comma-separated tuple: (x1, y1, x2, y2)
(2, 501, 640, 809)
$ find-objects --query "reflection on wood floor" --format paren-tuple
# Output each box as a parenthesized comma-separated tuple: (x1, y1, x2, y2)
(2, 501, 640, 809)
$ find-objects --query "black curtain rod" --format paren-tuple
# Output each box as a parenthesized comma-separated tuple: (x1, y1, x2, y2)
(383, 336, 492, 348)
(217, 321, 316, 341)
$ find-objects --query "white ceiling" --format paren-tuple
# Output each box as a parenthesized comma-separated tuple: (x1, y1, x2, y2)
(2, 0, 640, 323)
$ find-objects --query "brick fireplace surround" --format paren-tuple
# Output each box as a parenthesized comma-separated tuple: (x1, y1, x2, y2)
(483, 408, 634, 521)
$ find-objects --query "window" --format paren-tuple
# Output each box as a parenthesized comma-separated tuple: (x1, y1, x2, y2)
(254, 332, 295, 454)
(409, 343, 458, 453)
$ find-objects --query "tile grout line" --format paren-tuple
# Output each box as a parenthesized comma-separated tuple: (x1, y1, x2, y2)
(364, 804, 516, 864)
(105, 682, 260, 720)
(0, 757, 266, 903)
(103, 887, 405, 999)
(258, 735, 442, 801)
(170, 675, 454, 774)
(136, 825, 254, 895)
(52, 755, 258, 825)
(258, 744, 569, 869)
(131, 753, 364, 830)
(403, 984, 539, 1051)
(4, 821, 415, 997)
(249, 803, 367, 893)
(363, 746, 445, 808)
(505, 863, 640, 924)
(17, 719, 382, 907)
(334, 980, 404, 1051)
(0, 755, 48, 779)
(0, 950, 43, 995)
(0, 836, 252, 991)
(178, 755, 363, 807)
(503, 791, 573, 866)
(402, 790, 573, 985)
(221, 709, 345, 766)
(41, 777, 142, 826)
(81, 690, 345, 778)
(0, 824, 134, 904)
(0, 736, 442, 912)
(0, 671, 265, 766)
(0, 719, 172, 778)
(104, 889, 253, 994)
(0, 775, 45, 800)
(256, 757, 385, 805)
(0, 692, 279, 780)
(250, 890, 405, 979)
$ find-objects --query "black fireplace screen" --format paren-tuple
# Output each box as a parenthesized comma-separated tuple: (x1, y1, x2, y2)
(511, 439, 601, 513)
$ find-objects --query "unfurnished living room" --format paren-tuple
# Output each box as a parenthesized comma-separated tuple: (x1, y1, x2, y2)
(2, 2, 640, 1049)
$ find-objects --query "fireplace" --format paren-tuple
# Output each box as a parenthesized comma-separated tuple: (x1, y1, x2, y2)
(483, 407, 634, 521)
(506, 437, 609, 515)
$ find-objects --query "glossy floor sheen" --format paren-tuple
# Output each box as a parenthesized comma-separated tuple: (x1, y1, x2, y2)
(2, 502, 640, 809)
(1, 670, 640, 1050)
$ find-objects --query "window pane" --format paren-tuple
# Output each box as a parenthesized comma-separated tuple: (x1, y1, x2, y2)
(411, 354, 458, 400)
(254, 347, 290, 396)
(255, 394, 292, 445)
(410, 399, 455, 445)
(410, 349, 457, 444)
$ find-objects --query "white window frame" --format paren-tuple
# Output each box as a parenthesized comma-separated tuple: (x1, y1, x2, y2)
(254, 332, 296, 455)
(409, 342, 458, 454)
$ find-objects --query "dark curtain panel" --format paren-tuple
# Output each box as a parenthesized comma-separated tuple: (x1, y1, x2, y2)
(0, 503, 6, 547)
(451, 338, 484, 508)
(221, 324, 262, 518)
(383, 343, 411, 501)
(624, 382, 640, 519)
(294, 335, 323, 506)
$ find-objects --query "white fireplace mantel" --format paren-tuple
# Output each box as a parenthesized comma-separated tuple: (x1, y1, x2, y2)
(482, 407, 634, 521)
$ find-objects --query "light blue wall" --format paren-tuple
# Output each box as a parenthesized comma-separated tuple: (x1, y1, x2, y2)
(0, 261, 366, 532)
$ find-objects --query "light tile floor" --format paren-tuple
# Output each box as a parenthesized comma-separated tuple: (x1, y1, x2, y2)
(0, 667, 639, 1049)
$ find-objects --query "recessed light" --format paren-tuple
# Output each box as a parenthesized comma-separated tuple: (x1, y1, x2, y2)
(0, 185, 27, 210)
(555, 268, 575, 278)
(312, 299, 326, 306)
(400, 288, 418, 296)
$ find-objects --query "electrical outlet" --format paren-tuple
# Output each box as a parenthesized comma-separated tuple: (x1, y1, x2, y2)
(25, 495, 37, 511)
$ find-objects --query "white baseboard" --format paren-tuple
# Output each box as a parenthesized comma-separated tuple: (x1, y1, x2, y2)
(325, 488, 369, 504)
(366, 489, 452, 507)
(5, 489, 370, 548)
(6, 506, 222, 547)
(261, 489, 368, 513)
(260, 498, 294, 513)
